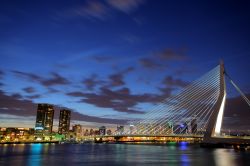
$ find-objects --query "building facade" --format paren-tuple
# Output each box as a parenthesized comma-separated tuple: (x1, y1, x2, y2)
(72, 124, 82, 141)
(35, 104, 54, 134)
(99, 126, 106, 135)
(58, 109, 71, 134)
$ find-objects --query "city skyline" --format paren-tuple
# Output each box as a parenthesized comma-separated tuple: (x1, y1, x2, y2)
(1, 0, 250, 130)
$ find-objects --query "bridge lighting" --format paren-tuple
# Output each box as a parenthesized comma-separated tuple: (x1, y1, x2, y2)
(119, 63, 249, 143)
(214, 93, 226, 136)
(180, 141, 187, 145)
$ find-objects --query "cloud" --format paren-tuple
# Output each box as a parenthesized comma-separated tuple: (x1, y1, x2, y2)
(107, 67, 134, 87)
(22, 87, 36, 93)
(47, 88, 60, 94)
(70, 111, 127, 124)
(67, 84, 173, 114)
(66, 91, 85, 97)
(12, 70, 42, 82)
(139, 58, 163, 69)
(174, 66, 196, 76)
(162, 76, 189, 88)
(107, 0, 144, 13)
(82, 74, 104, 91)
(158, 87, 174, 99)
(108, 73, 125, 87)
(12, 70, 70, 87)
(41, 72, 70, 86)
(155, 48, 188, 61)
(223, 94, 250, 130)
(82, 67, 135, 92)
(0, 90, 126, 124)
(0, 90, 36, 117)
(57, 0, 145, 21)
(78, 87, 145, 114)
(26, 94, 41, 99)
(10, 93, 23, 100)
(72, 0, 109, 20)
(139, 48, 188, 70)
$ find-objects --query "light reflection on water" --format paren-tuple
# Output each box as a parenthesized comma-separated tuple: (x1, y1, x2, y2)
(214, 149, 237, 166)
(28, 144, 42, 166)
(0, 143, 249, 166)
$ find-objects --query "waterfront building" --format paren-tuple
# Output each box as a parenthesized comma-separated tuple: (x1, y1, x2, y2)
(106, 129, 112, 135)
(99, 126, 106, 135)
(173, 122, 188, 134)
(58, 109, 71, 134)
(35, 104, 54, 134)
(117, 126, 124, 135)
(89, 129, 94, 136)
(72, 124, 82, 140)
(0, 127, 34, 142)
(180, 122, 188, 134)
(84, 129, 89, 136)
(94, 130, 100, 135)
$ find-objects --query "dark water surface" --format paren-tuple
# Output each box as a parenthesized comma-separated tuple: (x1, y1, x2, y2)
(0, 143, 250, 166)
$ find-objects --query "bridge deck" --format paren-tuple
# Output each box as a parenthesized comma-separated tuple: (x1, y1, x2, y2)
(96, 134, 204, 138)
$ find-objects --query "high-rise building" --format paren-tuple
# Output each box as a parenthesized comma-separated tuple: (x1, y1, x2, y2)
(72, 124, 82, 140)
(89, 128, 94, 136)
(58, 109, 71, 134)
(180, 122, 188, 134)
(117, 126, 124, 135)
(35, 104, 54, 134)
(106, 129, 112, 135)
(84, 129, 89, 136)
(99, 126, 106, 135)
(191, 118, 198, 134)
(129, 125, 134, 134)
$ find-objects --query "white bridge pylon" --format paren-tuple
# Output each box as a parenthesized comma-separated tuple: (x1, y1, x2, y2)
(119, 63, 244, 137)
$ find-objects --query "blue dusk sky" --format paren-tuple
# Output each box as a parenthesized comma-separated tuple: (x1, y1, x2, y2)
(0, 0, 250, 130)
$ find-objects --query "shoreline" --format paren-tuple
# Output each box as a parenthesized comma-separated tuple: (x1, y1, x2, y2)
(0, 141, 59, 144)
(1, 141, 249, 150)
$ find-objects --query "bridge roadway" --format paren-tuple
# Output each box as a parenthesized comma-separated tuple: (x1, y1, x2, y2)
(203, 135, 250, 145)
(82, 134, 250, 145)
(92, 134, 204, 143)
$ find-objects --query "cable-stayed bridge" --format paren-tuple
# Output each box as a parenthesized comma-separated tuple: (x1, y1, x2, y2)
(95, 62, 250, 145)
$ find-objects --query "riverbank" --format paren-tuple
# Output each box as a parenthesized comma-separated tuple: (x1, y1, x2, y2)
(0, 141, 59, 144)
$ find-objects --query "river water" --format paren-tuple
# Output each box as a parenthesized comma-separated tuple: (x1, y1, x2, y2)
(0, 143, 250, 166)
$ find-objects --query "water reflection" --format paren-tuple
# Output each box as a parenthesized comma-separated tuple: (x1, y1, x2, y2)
(181, 154, 190, 166)
(0, 144, 249, 165)
(28, 144, 42, 166)
(1, 144, 9, 154)
(213, 149, 237, 166)
(179, 142, 188, 151)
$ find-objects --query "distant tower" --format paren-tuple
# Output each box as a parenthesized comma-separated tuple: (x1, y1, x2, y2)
(180, 122, 188, 134)
(191, 118, 198, 134)
(117, 126, 124, 135)
(204, 61, 226, 140)
(99, 126, 106, 135)
(35, 104, 54, 134)
(58, 109, 71, 134)
(72, 124, 82, 139)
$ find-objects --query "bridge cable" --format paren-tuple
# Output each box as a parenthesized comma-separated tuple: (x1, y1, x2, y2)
(224, 71, 250, 107)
